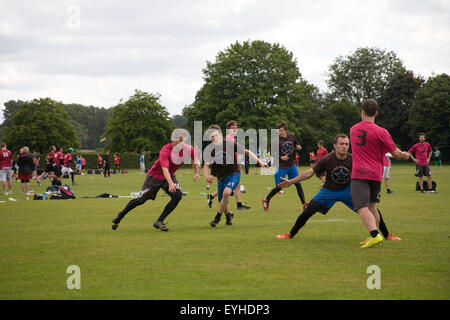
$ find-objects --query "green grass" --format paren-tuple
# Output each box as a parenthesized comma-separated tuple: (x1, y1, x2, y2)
(0, 165, 449, 300)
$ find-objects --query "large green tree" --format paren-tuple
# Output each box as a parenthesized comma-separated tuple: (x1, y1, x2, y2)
(408, 73, 450, 159)
(184, 40, 317, 131)
(377, 70, 424, 149)
(326, 47, 405, 104)
(3, 98, 80, 153)
(104, 90, 173, 152)
(0, 100, 25, 139)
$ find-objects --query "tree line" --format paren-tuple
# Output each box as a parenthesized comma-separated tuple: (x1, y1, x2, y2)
(0, 42, 448, 160)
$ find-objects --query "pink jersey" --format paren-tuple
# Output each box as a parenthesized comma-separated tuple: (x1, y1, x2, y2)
(64, 153, 72, 167)
(0, 149, 13, 169)
(350, 121, 397, 181)
(408, 142, 432, 166)
(225, 134, 236, 142)
(53, 151, 64, 166)
(317, 148, 328, 161)
(147, 143, 198, 180)
(382, 154, 390, 167)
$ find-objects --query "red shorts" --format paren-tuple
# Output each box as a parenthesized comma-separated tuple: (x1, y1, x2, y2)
(19, 173, 32, 180)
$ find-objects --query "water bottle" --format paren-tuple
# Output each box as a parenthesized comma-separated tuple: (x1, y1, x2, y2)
(42, 193, 47, 200)
(200, 193, 206, 196)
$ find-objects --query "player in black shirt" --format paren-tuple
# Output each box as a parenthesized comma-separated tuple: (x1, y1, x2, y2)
(262, 122, 306, 212)
(275, 134, 402, 242)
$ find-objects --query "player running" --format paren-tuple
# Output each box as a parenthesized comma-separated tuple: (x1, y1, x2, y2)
(275, 134, 402, 244)
(62, 148, 77, 186)
(204, 125, 268, 227)
(111, 129, 201, 232)
(206, 120, 251, 210)
(350, 99, 409, 248)
(262, 122, 306, 212)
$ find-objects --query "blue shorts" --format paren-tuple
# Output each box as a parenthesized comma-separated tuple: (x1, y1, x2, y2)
(310, 185, 355, 214)
(217, 173, 241, 202)
(274, 165, 300, 185)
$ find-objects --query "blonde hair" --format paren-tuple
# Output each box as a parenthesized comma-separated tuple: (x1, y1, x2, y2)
(22, 146, 29, 154)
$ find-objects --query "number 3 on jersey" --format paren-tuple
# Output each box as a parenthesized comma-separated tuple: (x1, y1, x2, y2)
(356, 129, 367, 146)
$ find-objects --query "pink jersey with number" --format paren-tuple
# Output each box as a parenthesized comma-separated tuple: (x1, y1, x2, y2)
(147, 143, 199, 180)
(408, 142, 432, 166)
(0, 149, 13, 169)
(350, 121, 397, 181)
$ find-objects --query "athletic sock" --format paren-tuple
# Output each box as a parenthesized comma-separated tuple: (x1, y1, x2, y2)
(70, 172, 75, 184)
(370, 230, 379, 238)
(378, 209, 389, 238)
(266, 187, 281, 202)
(157, 190, 182, 222)
(295, 183, 306, 205)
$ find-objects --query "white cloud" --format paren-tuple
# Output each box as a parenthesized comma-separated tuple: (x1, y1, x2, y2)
(0, 0, 449, 123)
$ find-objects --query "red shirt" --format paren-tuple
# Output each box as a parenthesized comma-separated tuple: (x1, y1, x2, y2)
(53, 151, 64, 166)
(309, 152, 316, 161)
(97, 156, 102, 164)
(47, 151, 55, 164)
(114, 156, 120, 165)
(148, 143, 198, 180)
(316, 148, 328, 161)
(408, 142, 432, 166)
(64, 153, 72, 167)
(0, 149, 13, 169)
(350, 121, 397, 181)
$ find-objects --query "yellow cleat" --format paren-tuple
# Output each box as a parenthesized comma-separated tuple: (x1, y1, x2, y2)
(360, 234, 383, 248)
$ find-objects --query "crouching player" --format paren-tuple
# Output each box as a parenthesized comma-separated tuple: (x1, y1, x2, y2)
(275, 134, 401, 247)
(112, 129, 201, 232)
(204, 125, 268, 227)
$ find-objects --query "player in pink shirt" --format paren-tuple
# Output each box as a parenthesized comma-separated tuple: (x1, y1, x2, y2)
(0, 143, 13, 195)
(112, 129, 201, 232)
(350, 99, 409, 248)
(408, 133, 434, 192)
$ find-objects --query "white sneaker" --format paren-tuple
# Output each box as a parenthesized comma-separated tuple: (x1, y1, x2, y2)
(8, 190, 12, 194)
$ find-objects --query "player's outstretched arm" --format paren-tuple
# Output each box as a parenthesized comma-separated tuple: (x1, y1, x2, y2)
(245, 149, 268, 167)
(391, 148, 409, 161)
(192, 163, 201, 181)
(277, 168, 315, 188)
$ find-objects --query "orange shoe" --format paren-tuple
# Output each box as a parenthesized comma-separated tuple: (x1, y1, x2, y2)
(262, 199, 270, 212)
(276, 233, 291, 239)
(386, 234, 402, 241)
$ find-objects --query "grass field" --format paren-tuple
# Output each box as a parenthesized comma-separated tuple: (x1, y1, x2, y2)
(1, 164, 449, 300)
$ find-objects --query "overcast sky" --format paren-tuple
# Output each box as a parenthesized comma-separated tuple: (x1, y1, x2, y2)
(0, 0, 448, 122)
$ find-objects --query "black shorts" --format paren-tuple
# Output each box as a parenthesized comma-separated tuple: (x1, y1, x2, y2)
(415, 165, 431, 177)
(351, 179, 381, 211)
(53, 166, 62, 177)
(45, 164, 54, 173)
(138, 175, 179, 201)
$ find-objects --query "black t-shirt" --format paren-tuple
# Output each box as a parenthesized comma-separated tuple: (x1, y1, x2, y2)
(313, 152, 352, 190)
(209, 141, 245, 181)
(103, 154, 110, 166)
(274, 133, 300, 169)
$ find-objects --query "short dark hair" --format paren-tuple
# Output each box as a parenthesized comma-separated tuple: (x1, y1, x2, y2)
(317, 140, 324, 146)
(362, 99, 378, 117)
(276, 122, 288, 130)
(0, 143, 5, 148)
(334, 134, 349, 144)
(418, 133, 426, 138)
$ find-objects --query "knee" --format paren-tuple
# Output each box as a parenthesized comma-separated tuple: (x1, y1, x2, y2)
(171, 190, 183, 203)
